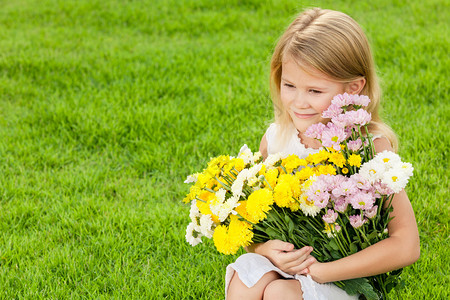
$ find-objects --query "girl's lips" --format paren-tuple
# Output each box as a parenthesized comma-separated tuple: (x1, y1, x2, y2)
(294, 112, 318, 119)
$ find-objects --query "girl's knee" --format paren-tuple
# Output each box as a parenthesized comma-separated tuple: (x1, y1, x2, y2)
(264, 279, 303, 300)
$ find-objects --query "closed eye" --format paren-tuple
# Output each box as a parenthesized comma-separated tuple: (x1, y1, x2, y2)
(309, 89, 322, 94)
(284, 83, 295, 88)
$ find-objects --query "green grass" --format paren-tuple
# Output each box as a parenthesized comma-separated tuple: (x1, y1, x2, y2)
(0, 0, 448, 298)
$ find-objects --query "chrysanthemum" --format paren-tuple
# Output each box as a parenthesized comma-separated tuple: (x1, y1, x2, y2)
(349, 191, 375, 210)
(306, 150, 329, 165)
(246, 188, 274, 222)
(186, 222, 203, 246)
(282, 155, 308, 173)
(213, 216, 253, 255)
(321, 124, 346, 151)
(322, 209, 338, 224)
(305, 122, 326, 139)
(375, 151, 402, 168)
(199, 214, 215, 238)
(347, 139, 362, 152)
(348, 154, 362, 167)
(381, 169, 409, 193)
(364, 205, 378, 219)
(299, 194, 321, 217)
(349, 214, 367, 229)
(359, 160, 385, 184)
(328, 152, 347, 168)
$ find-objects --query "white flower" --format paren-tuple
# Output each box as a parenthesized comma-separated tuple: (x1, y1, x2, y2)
(299, 194, 321, 217)
(199, 215, 215, 238)
(184, 173, 199, 184)
(238, 144, 253, 164)
(189, 200, 201, 221)
(210, 195, 240, 222)
(185, 222, 203, 246)
(264, 152, 287, 168)
(231, 169, 248, 197)
(381, 169, 409, 193)
(216, 188, 227, 204)
(397, 162, 414, 178)
(247, 163, 263, 179)
(374, 151, 401, 169)
(252, 151, 262, 163)
(359, 160, 385, 184)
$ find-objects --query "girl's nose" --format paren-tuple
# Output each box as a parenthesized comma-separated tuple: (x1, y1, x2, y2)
(293, 93, 310, 109)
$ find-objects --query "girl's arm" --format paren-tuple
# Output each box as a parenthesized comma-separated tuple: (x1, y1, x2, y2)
(308, 138, 420, 283)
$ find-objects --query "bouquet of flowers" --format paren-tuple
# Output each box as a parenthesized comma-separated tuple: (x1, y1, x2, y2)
(183, 93, 413, 299)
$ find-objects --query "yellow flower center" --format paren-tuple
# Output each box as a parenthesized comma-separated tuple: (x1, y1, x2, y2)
(332, 136, 339, 142)
(383, 158, 390, 163)
(392, 176, 398, 182)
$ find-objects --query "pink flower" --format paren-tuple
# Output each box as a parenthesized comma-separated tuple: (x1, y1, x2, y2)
(349, 191, 375, 210)
(334, 197, 349, 213)
(374, 181, 394, 195)
(322, 209, 338, 223)
(322, 103, 343, 119)
(364, 205, 378, 219)
(321, 124, 346, 151)
(349, 214, 367, 228)
(313, 192, 330, 208)
(331, 93, 354, 108)
(332, 178, 358, 197)
(347, 139, 362, 152)
(352, 95, 371, 107)
(305, 122, 326, 139)
(332, 109, 371, 128)
(350, 174, 372, 191)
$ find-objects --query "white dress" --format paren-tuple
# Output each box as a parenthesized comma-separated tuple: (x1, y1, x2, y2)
(224, 123, 360, 300)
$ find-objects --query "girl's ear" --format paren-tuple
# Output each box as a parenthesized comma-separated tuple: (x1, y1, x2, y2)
(346, 78, 366, 94)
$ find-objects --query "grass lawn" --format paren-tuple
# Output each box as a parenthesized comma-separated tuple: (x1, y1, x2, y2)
(0, 0, 448, 298)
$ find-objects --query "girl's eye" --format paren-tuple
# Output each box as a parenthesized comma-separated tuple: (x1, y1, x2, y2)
(309, 89, 322, 94)
(283, 83, 295, 88)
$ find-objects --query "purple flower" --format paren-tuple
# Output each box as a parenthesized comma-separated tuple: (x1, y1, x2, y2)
(331, 93, 354, 108)
(349, 191, 375, 210)
(347, 139, 362, 152)
(334, 197, 349, 213)
(322, 103, 343, 119)
(350, 174, 372, 191)
(305, 122, 326, 139)
(332, 178, 358, 197)
(321, 124, 346, 151)
(352, 95, 371, 107)
(322, 209, 338, 223)
(364, 205, 378, 219)
(374, 181, 394, 195)
(349, 214, 367, 229)
(332, 109, 371, 128)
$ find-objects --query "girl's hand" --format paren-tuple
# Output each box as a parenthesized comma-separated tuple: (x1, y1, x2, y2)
(306, 260, 326, 283)
(254, 240, 316, 275)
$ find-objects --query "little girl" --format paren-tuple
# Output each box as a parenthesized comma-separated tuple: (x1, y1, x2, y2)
(225, 8, 420, 300)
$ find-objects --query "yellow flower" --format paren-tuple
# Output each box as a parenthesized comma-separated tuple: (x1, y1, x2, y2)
(328, 152, 346, 168)
(281, 155, 307, 173)
(342, 167, 349, 174)
(306, 150, 329, 165)
(183, 185, 201, 203)
(213, 215, 253, 255)
(313, 165, 336, 176)
(348, 154, 362, 167)
(273, 174, 301, 211)
(295, 166, 314, 181)
(246, 188, 274, 222)
(262, 168, 279, 189)
(196, 191, 220, 223)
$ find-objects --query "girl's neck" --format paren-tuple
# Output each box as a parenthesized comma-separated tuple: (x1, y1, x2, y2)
(298, 131, 323, 149)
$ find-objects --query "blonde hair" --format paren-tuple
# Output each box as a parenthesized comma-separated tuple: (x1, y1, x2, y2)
(270, 8, 398, 151)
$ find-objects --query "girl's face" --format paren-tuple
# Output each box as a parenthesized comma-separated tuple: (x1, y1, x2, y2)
(280, 58, 348, 133)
